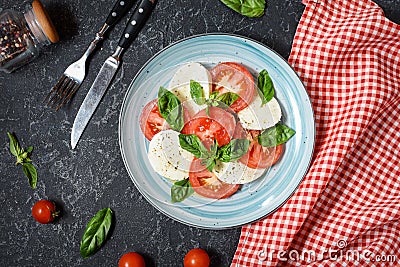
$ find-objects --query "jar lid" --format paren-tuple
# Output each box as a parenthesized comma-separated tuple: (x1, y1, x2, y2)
(32, 0, 59, 43)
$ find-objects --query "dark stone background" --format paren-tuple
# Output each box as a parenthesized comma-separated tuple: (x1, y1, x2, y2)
(1, 0, 399, 266)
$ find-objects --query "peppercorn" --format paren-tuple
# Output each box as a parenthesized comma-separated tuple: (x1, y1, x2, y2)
(0, 18, 29, 66)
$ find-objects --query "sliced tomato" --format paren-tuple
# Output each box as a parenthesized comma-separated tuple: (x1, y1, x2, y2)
(210, 62, 255, 113)
(189, 158, 239, 199)
(139, 99, 190, 141)
(139, 99, 166, 140)
(182, 107, 236, 148)
(233, 121, 247, 139)
(239, 130, 283, 169)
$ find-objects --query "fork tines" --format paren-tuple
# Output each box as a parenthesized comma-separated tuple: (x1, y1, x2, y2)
(44, 75, 80, 111)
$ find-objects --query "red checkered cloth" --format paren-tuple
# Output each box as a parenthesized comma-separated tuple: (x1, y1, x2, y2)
(231, 0, 400, 266)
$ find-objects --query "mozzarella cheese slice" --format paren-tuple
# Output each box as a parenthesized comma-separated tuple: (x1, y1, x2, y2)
(213, 160, 266, 184)
(238, 90, 282, 130)
(168, 62, 212, 117)
(147, 130, 194, 181)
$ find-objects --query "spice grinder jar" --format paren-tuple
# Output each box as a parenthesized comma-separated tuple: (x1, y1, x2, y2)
(0, 0, 59, 73)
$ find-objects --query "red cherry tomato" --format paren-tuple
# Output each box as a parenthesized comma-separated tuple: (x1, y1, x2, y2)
(239, 130, 283, 169)
(189, 158, 239, 199)
(210, 62, 255, 112)
(184, 248, 210, 267)
(31, 200, 58, 224)
(118, 252, 146, 267)
(182, 107, 236, 148)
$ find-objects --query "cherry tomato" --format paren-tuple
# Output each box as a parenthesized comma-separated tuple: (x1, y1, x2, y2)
(239, 130, 283, 169)
(210, 62, 255, 112)
(184, 248, 210, 267)
(31, 200, 58, 224)
(182, 107, 236, 148)
(189, 158, 239, 199)
(118, 252, 146, 267)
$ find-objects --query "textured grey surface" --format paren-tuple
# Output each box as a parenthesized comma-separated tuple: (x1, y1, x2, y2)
(0, 0, 399, 266)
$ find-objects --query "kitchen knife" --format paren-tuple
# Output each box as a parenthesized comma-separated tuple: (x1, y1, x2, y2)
(71, 0, 157, 149)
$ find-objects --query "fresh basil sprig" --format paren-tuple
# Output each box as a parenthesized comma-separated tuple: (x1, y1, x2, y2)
(179, 134, 211, 159)
(213, 92, 240, 107)
(190, 80, 240, 109)
(201, 141, 218, 172)
(80, 208, 113, 259)
(258, 69, 275, 105)
(217, 139, 250, 162)
(209, 91, 220, 100)
(258, 123, 296, 147)
(7, 132, 37, 189)
(191, 80, 240, 117)
(220, 0, 266, 18)
(179, 134, 217, 171)
(179, 134, 249, 171)
(171, 178, 194, 203)
(158, 86, 185, 131)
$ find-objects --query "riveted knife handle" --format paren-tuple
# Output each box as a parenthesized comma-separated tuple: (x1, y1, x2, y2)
(117, 0, 157, 49)
(105, 0, 136, 27)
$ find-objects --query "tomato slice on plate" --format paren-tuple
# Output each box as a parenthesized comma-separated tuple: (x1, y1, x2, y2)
(239, 130, 283, 169)
(210, 62, 255, 113)
(182, 106, 236, 147)
(189, 158, 239, 199)
(140, 99, 190, 141)
(233, 121, 247, 139)
(139, 99, 167, 141)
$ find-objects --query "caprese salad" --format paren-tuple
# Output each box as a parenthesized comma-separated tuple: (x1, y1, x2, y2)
(139, 62, 295, 203)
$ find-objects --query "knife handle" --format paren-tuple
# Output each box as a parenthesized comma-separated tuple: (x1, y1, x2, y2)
(105, 0, 136, 27)
(117, 0, 157, 49)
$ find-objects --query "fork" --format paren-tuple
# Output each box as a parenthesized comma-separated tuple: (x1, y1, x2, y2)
(44, 0, 136, 111)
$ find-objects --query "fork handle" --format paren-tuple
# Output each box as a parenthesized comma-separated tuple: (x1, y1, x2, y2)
(105, 0, 136, 27)
(117, 0, 157, 49)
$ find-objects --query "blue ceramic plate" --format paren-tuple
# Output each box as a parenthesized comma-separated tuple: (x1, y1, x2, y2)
(119, 34, 315, 229)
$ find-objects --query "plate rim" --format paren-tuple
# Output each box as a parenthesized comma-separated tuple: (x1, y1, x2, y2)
(118, 32, 316, 230)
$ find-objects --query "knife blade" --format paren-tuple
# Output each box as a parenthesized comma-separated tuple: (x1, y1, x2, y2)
(71, 0, 157, 149)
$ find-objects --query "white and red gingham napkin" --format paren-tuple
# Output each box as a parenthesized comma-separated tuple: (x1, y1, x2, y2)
(232, 0, 400, 266)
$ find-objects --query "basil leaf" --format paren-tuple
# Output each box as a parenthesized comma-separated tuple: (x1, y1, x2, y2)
(22, 163, 37, 189)
(20, 151, 29, 159)
(258, 69, 275, 105)
(209, 91, 219, 100)
(206, 92, 240, 109)
(190, 80, 206, 105)
(203, 140, 218, 171)
(7, 132, 37, 188)
(179, 134, 209, 159)
(80, 208, 113, 258)
(171, 179, 194, 203)
(217, 139, 250, 162)
(7, 132, 22, 157)
(210, 139, 219, 155)
(202, 157, 217, 172)
(179, 134, 219, 171)
(216, 92, 240, 107)
(205, 105, 211, 117)
(258, 123, 296, 147)
(220, 0, 266, 18)
(158, 86, 184, 131)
